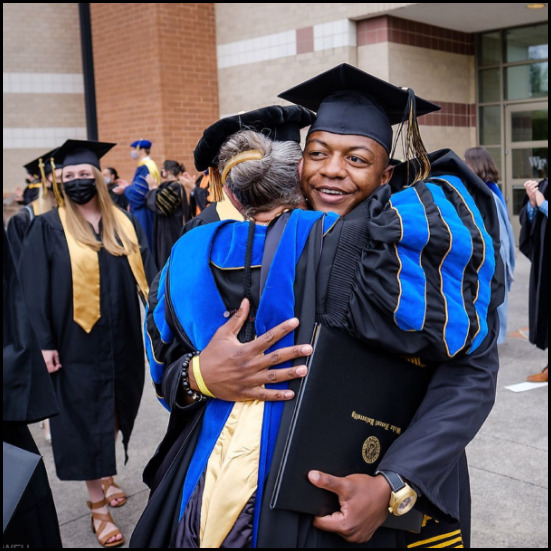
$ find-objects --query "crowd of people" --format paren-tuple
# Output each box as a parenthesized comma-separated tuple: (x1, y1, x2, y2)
(3, 63, 547, 549)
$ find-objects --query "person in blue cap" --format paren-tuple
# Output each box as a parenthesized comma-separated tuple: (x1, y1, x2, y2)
(118, 139, 161, 251)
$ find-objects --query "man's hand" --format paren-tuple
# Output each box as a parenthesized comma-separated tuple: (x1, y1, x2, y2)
(41, 349, 62, 373)
(307, 471, 391, 543)
(193, 298, 312, 402)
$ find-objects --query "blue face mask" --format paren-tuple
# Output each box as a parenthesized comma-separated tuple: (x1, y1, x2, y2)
(130, 150, 140, 160)
(63, 178, 97, 204)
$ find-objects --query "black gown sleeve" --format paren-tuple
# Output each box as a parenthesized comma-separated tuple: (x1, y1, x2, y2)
(145, 265, 197, 411)
(3, 227, 58, 423)
(317, 160, 504, 525)
(17, 216, 57, 350)
(377, 314, 499, 521)
(6, 207, 32, 266)
(128, 208, 158, 283)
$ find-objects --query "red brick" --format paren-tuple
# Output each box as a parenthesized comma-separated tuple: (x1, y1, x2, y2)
(90, 3, 219, 180)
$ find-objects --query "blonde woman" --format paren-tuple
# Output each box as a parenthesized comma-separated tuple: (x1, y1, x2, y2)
(18, 140, 157, 547)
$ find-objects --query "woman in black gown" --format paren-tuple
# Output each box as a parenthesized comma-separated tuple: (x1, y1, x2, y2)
(18, 139, 157, 548)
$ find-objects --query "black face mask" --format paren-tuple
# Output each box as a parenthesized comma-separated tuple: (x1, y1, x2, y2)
(63, 178, 97, 204)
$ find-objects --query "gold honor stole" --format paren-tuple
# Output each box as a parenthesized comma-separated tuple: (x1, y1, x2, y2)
(214, 189, 245, 222)
(139, 158, 161, 185)
(200, 400, 264, 547)
(58, 207, 149, 333)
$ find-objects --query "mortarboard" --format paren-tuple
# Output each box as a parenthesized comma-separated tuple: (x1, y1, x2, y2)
(23, 148, 60, 179)
(22, 148, 62, 206)
(130, 139, 152, 149)
(194, 105, 315, 202)
(55, 139, 115, 170)
(278, 63, 440, 155)
(194, 105, 315, 172)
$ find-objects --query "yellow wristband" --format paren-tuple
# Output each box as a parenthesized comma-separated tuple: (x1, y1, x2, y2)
(191, 355, 216, 398)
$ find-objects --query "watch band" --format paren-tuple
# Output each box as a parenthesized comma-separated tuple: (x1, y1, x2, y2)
(378, 470, 406, 492)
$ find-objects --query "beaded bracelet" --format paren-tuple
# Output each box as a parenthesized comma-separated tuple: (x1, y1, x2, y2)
(180, 351, 204, 403)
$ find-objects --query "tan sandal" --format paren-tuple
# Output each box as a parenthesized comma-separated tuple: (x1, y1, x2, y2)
(101, 476, 127, 507)
(87, 498, 125, 548)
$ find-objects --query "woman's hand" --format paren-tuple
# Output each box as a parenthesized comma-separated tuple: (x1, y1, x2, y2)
(178, 172, 197, 194)
(41, 349, 62, 373)
(191, 298, 312, 401)
(112, 178, 129, 195)
(145, 173, 158, 190)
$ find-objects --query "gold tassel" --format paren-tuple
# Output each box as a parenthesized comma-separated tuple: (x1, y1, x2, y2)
(391, 89, 431, 185)
(37, 157, 48, 197)
(209, 167, 224, 203)
(50, 157, 65, 206)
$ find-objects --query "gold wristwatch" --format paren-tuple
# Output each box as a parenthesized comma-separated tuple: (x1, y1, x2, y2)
(378, 470, 418, 516)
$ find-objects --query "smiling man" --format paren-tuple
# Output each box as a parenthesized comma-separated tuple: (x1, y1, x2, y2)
(300, 132, 392, 214)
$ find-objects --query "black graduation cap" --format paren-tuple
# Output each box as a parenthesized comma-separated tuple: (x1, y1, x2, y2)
(23, 148, 59, 178)
(278, 63, 440, 154)
(55, 139, 116, 170)
(194, 105, 315, 172)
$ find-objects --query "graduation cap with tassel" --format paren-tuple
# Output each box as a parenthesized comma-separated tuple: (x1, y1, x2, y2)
(278, 63, 441, 184)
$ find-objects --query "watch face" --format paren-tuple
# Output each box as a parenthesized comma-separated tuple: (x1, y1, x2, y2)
(397, 495, 415, 514)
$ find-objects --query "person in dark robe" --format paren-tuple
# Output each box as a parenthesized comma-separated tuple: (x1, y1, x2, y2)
(145, 160, 194, 268)
(3, 227, 62, 548)
(191, 170, 212, 215)
(7, 149, 62, 264)
(519, 177, 548, 382)
(18, 139, 157, 548)
(131, 66, 503, 549)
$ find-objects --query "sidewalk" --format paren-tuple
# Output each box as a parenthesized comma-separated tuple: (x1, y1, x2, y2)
(29, 251, 548, 548)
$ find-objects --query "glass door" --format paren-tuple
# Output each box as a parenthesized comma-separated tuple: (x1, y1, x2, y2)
(504, 102, 548, 238)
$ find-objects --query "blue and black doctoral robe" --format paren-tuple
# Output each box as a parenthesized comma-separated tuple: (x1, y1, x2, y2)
(132, 150, 504, 548)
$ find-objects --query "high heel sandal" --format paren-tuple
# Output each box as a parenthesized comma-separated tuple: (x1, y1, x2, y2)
(87, 498, 125, 548)
(101, 476, 127, 507)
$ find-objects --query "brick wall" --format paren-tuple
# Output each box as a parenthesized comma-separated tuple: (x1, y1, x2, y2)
(3, 3, 84, 211)
(90, 3, 219, 181)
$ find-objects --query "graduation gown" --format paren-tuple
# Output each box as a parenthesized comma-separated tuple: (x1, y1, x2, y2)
(518, 178, 548, 351)
(3, 228, 58, 425)
(108, 183, 129, 210)
(6, 205, 35, 265)
(125, 163, 157, 252)
(17, 208, 157, 481)
(3, 227, 62, 548)
(132, 152, 503, 548)
(145, 180, 191, 269)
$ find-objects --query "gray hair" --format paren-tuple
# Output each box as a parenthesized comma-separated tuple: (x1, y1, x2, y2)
(218, 130, 303, 218)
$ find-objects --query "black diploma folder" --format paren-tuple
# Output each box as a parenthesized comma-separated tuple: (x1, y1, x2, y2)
(271, 324, 432, 530)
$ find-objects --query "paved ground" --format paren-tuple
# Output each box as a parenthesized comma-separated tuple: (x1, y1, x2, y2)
(29, 250, 548, 548)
